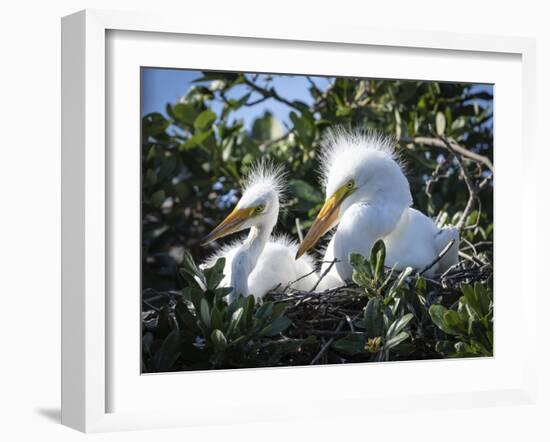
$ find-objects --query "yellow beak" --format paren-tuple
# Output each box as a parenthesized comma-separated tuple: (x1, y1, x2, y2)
(201, 207, 254, 245)
(295, 187, 348, 259)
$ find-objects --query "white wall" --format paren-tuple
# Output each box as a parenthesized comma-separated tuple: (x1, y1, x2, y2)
(0, 1, 548, 440)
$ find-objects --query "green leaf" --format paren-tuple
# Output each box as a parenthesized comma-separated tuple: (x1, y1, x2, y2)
(386, 313, 414, 339)
(435, 340, 455, 355)
(180, 129, 213, 150)
(193, 71, 241, 84)
(156, 330, 181, 370)
(349, 252, 372, 288)
(461, 284, 478, 312)
(156, 306, 172, 338)
(429, 305, 455, 335)
(388, 267, 413, 298)
(251, 112, 284, 141)
(415, 276, 427, 294)
(179, 250, 206, 290)
(332, 335, 366, 355)
(230, 93, 251, 110)
(451, 116, 467, 133)
(203, 257, 226, 290)
(264, 339, 305, 364)
(214, 287, 232, 303)
(174, 301, 200, 334)
(462, 283, 491, 318)
(158, 155, 177, 181)
(181, 287, 204, 315)
(384, 331, 410, 350)
(150, 190, 165, 208)
(210, 306, 224, 331)
(443, 310, 467, 335)
(174, 182, 190, 201)
(200, 298, 211, 329)
(171, 103, 198, 126)
(369, 240, 386, 282)
(244, 295, 256, 328)
(470, 320, 493, 354)
(272, 302, 287, 318)
(290, 101, 314, 119)
(255, 302, 274, 322)
(288, 179, 324, 204)
(144, 168, 158, 187)
(336, 106, 351, 117)
(453, 341, 479, 357)
(194, 110, 217, 130)
(476, 284, 492, 318)
(436, 111, 446, 135)
(142, 332, 154, 356)
(260, 316, 291, 337)
(226, 307, 243, 337)
(394, 108, 402, 139)
(364, 297, 384, 338)
(142, 112, 170, 136)
(210, 329, 228, 351)
(383, 305, 395, 329)
(289, 111, 314, 143)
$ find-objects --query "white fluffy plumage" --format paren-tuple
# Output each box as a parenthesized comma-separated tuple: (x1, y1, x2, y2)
(205, 234, 317, 300)
(203, 160, 318, 301)
(318, 127, 404, 194)
(303, 127, 459, 288)
(242, 159, 288, 204)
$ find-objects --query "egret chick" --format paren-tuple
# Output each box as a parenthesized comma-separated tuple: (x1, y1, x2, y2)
(296, 128, 459, 286)
(202, 160, 318, 302)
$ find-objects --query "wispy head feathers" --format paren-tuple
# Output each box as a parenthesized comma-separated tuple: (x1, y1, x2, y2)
(242, 158, 288, 203)
(318, 127, 401, 189)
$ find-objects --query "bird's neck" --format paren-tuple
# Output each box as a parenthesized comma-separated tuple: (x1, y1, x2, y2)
(242, 223, 272, 266)
(229, 219, 274, 301)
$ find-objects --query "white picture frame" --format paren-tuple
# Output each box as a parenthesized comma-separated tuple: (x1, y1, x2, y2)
(61, 9, 538, 433)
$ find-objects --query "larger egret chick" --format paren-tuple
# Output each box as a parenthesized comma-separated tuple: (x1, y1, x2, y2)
(296, 129, 459, 285)
(202, 161, 318, 302)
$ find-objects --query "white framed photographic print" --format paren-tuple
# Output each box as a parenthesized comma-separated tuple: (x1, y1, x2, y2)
(61, 9, 537, 433)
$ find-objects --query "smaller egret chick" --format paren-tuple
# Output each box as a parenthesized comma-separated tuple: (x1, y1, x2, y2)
(202, 160, 318, 302)
(296, 128, 459, 285)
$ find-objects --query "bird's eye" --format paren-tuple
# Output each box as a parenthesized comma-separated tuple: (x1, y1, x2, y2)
(255, 205, 265, 213)
(346, 180, 354, 189)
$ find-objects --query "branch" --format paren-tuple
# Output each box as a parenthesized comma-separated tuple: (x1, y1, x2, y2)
(311, 80, 336, 113)
(407, 132, 490, 232)
(295, 217, 304, 243)
(310, 258, 339, 291)
(243, 77, 303, 113)
(305, 76, 322, 97)
(310, 320, 344, 365)
(258, 130, 291, 151)
(401, 136, 494, 173)
(305, 329, 364, 338)
(418, 239, 455, 276)
(435, 134, 478, 230)
(245, 96, 270, 106)
(279, 266, 319, 293)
